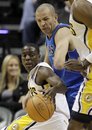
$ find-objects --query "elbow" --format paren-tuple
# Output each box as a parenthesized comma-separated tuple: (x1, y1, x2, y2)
(54, 60, 64, 70)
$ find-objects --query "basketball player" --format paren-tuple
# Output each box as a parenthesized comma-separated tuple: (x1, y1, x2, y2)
(3, 3, 89, 130)
(70, 0, 92, 29)
(35, 3, 89, 113)
(63, 52, 92, 130)
(68, 0, 92, 50)
(4, 44, 69, 130)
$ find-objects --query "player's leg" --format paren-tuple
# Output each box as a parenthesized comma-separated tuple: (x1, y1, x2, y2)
(28, 111, 69, 130)
(5, 114, 34, 130)
(68, 119, 89, 130)
(88, 121, 92, 130)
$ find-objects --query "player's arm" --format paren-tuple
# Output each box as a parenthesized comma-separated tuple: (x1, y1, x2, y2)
(64, 53, 92, 75)
(72, 0, 92, 28)
(44, 47, 50, 65)
(54, 26, 89, 69)
(54, 27, 71, 69)
(37, 67, 67, 98)
(69, 33, 89, 60)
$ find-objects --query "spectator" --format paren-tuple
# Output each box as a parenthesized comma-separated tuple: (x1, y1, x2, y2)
(20, 0, 41, 45)
(0, 55, 28, 115)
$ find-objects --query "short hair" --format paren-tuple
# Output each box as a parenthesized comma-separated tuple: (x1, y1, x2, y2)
(23, 43, 40, 54)
(36, 3, 56, 16)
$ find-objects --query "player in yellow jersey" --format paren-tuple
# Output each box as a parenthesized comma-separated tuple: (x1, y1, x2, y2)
(68, 0, 92, 29)
(64, 52, 92, 130)
(68, 0, 92, 50)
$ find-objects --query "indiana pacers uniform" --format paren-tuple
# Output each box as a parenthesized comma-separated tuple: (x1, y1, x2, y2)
(71, 52, 92, 122)
(5, 62, 69, 130)
(72, 65, 92, 122)
(70, 0, 92, 50)
(69, 0, 92, 122)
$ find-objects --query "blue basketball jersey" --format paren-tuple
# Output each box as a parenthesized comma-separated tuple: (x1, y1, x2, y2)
(46, 23, 84, 112)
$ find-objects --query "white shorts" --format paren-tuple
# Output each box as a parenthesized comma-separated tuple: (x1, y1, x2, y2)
(29, 111, 69, 130)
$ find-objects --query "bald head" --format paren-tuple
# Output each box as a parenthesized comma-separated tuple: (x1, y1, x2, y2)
(35, 3, 58, 37)
(36, 3, 56, 16)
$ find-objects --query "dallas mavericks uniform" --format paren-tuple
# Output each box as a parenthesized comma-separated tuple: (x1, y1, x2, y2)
(46, 23, 84, 112)
(5, 62, 69, 130)
(70, 0, 92, 50)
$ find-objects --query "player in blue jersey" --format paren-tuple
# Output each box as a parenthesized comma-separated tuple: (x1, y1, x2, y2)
(35, 3, 89, 114)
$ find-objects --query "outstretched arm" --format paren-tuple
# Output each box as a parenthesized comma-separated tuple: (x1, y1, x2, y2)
(64, 59, 90, 76)
(64, 52, 92, 76)
(53, 27, 89, 69)
(64, 52, 92, 72)
(37, 66, 67, 99)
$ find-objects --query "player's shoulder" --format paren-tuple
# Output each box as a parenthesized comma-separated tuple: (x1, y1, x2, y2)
(37, 62, 53, 70)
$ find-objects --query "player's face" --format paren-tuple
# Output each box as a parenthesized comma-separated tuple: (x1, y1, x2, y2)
(22, 46, 40, 72)
(36, 8, 58, 37)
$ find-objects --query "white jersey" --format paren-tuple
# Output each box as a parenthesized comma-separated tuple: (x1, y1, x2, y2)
(69, 14, 86, 44)
(28, 62, 70, 119)
(27, 62, 69, 130)
(5, 62, 69, 130)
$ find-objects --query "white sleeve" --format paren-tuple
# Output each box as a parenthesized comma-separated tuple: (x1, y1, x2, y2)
(85, 52, 92, 63)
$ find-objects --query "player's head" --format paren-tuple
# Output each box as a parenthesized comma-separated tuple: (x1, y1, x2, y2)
(35, 3, 58, 37)
(21, 44, 40, 72)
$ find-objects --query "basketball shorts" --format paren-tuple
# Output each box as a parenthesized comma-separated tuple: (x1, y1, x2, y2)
(28, 111, 69, 130)
(71, 81, 92, 122)
(5, 114, 34, 130)
(5, 112, 69, 130)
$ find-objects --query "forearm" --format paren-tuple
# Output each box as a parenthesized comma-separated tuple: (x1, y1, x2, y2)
(54, 81, 67, 94)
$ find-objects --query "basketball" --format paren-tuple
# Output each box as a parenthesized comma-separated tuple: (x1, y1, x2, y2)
(26, 93, 55, 122)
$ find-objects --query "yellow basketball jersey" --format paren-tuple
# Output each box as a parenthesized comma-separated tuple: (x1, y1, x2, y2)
(69, 14, 92, 50)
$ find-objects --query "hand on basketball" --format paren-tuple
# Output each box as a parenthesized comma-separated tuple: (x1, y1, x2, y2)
(43, 87, 57, 107)
(64, 59, 87, 76)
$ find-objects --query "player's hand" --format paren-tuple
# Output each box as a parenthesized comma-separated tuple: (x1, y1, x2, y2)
(44, 87, 57, 104)
(45, 87, 57, 109)
(64, 59, 83, 71)
(64, 59, 87, 76)
(21, 91, 30, 109)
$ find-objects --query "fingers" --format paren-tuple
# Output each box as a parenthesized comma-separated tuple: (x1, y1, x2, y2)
(64, 59, 84, 72)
